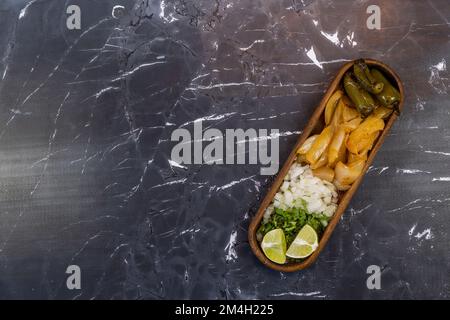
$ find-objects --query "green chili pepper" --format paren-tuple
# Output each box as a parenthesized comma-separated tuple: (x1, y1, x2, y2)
(343, 72, 376, 117)
(371, 68, 401, 109)
(353, 59, 384, 94)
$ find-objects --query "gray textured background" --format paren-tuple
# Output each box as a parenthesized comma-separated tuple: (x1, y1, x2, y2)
(0, 0, 449, 299)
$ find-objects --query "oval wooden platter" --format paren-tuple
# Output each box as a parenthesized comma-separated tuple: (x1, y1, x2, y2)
(248, 59, 404, 272)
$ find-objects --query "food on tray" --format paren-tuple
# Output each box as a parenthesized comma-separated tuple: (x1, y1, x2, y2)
(261, 229, 287, 264)
(257, 60, 400, 264)
(373, 105, 394, 119)
(286, 225, 318, 259)
(342, 103, 360, 122)
(371, 69, 401, 109)
(257, 164, 338, 262)
(305, 126, 334, 166)
(334, 159, 365, 187)
(353, 59, 384, 94)
(328, 126, 347, 168)
(346, 116, 384, 154)
(312, 166, 334, 183)
(325, 90, 343, 125)
(344, 71, 377, 117)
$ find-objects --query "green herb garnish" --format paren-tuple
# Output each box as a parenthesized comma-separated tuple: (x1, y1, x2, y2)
(258, 203, 330, 247)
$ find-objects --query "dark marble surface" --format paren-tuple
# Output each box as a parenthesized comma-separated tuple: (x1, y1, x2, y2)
(0, 0, 449, 299)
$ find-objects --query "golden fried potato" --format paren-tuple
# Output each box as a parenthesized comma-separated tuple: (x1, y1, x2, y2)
(305, 126, 334, 165)
(297, 134, 318, 155)
(346, 116, 385, 154)
(312, 166, 335, 183)
(325, 90, 343, 125)
(334, 159, 366, 186)
(328, 126, 347, 168)
(373, 106, 394, 119)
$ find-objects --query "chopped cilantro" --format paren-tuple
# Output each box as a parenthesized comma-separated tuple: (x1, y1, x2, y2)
(258, 204, 330, 247)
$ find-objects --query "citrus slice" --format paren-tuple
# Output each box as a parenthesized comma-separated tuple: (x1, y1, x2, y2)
(261, 229, 286, 264)
(286, 225, 318, 259)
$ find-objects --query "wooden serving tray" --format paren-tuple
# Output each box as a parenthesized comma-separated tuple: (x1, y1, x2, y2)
(248, 59, 404, 272)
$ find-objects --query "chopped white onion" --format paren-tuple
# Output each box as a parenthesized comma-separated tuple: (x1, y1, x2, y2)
(267, 164, 338, 219)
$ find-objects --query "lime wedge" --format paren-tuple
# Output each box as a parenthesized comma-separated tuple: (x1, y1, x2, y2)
(286, 224, 318, 259)
(261, 229, 287, 264)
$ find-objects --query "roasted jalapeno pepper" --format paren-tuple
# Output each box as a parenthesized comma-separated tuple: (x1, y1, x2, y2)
(371, 68, 401, 109)
(343, 72, 376, 118)
(353, 59, 384, 94)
